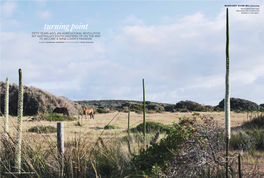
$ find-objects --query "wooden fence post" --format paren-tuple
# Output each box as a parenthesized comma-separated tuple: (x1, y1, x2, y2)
(15, 69, 23, 174)
(4, 77, 9, 136)
(57, 122, 64, 177)
(238, 153, 242, 178)
(142, 79, 146, 139)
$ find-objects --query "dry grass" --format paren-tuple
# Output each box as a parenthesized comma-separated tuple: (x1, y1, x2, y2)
(1, 111, 264, 177)
(0, 111, 256, 140)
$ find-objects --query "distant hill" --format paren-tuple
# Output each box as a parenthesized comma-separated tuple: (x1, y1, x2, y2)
(0, 81, 81, 116)
(217, 98, 261, 111)
(75, 100, 174, 111)
(1, 80, 263, 116)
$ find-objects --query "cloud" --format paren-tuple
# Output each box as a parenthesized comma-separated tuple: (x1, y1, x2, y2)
(37, 11, 52, 19)
(107, 6, 264, 104)
(1, 2, 264, 105)
(123, 15, 145, 26)
(1, 0, 17, 18)
(35, 0, 47, 6)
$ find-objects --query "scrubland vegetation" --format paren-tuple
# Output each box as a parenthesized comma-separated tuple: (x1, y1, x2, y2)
(1, 81, 264, 177)
(0, 111, 264, 177)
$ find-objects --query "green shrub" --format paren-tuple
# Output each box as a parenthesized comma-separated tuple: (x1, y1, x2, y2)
(234, 109, 243, 113)
(214, 107, 223, 112)
(135, 110, 143, 114)
(193, 106, 212, 112)
(130, 103, 143, 111)
(122, 132, 150, 143)
(246, 130, 264, 150)
(179, 117, 196, 126)
(44, 113, 75, 121)
(97, 108, 109, 113)
(175, 100, 202, 111)
(28, 125, 57, 134)
(230, 130, 264, 151)
(130, 121, 171, 134)
(104, 125, 122, 129)
(180, 108, 189, 112)
(156, 110, 164, 113)
(132, 120, 200, 174)
(242, 115, 264, 129)
(217, 98, 260, 111)
(230, 131, 252, 151)
(145, 101, 151, 105)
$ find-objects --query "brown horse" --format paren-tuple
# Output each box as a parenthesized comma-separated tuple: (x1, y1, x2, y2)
(53, 107, 69, 116)
(83, 106, 94, 119)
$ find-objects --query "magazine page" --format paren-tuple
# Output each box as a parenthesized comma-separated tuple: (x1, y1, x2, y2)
(0, 0, 263, 177)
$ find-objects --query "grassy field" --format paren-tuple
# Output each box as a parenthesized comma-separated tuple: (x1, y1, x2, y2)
(1, 111, 264, 177)
(0, 111, 259, 146)
(0, 111, 256, 138)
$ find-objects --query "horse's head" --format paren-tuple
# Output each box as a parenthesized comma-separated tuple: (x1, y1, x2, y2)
(82, 106, 86, 114)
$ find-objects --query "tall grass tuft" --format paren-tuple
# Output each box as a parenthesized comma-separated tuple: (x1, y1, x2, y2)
(242, 114, 264, 129)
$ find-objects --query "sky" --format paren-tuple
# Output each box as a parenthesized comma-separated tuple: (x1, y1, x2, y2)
(1, 0, 264, 106)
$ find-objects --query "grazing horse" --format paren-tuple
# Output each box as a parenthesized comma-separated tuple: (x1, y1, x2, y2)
(53, 107, 69, 116)
(83, 106, 94, 119)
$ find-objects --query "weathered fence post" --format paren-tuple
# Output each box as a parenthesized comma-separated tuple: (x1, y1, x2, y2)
(225, 8, 231, 178)
(57, 122, 64, 177)
(128, 106, 130, 136)
(142, 79, 146, 139)
(127, 106, 132, 154)
(4, 77, 9, 136)
(15, 69, 23, 174)
(238, 153, 242, 178)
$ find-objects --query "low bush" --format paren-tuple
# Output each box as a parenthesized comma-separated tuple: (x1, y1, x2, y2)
(130, 121, 171, 134)
(44, 113, 75, 121)
(135, 110, 143, 114)
(214, 107, 224, 112)
(175, 100, 202, 110)
(28, 125, 57, 134)
(180, 108, 189, 112)
(130, 103, 143, 111)
(217, 98, 260, 111)
(132, 116, 209, 176)
(246, 130, 264, 150)
(104, 125, 122, 129)
(179, 117, 196, 126)
(242, 115, 264, 129)
(97, 108, 109, 113)
(156, 110, 164, 113)
(229, 130, 264, 151)
(145, 101, 151, 105)
(230, 131, 252, 151)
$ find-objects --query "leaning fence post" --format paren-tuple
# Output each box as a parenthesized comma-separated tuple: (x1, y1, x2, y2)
(57, 122, 64, 177)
